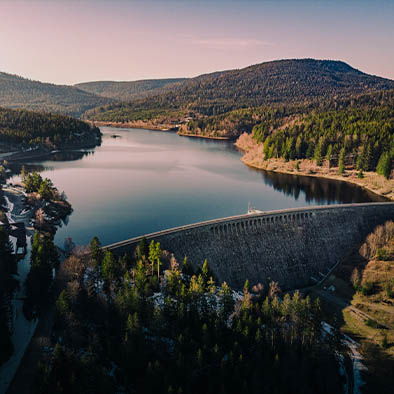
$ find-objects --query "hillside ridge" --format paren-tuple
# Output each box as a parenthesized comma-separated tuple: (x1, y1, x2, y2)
(84, 58, 394, 122)
(0, 72, 111, 117)
(74, 78, 188, 101)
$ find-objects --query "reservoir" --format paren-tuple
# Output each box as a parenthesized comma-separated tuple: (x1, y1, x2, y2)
(14, 127, 386, 247)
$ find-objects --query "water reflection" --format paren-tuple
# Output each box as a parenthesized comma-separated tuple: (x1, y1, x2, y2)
(256, 169, 388, 204)
(49, 150, 95, 162)
(8, 150, 94, 176)
(9, 127, 386, 246)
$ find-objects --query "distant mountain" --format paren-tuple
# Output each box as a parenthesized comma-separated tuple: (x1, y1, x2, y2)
(75, 78, 188, 102)
(85, 59, 394, 121)
(0, 72, 111, 117)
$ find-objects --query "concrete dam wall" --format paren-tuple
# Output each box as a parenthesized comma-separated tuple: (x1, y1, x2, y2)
(105, 203, 394, 290)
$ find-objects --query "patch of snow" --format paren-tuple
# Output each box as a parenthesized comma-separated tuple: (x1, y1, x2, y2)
(4, 196, 15, 224)
(150, 287, 243, 314)
(322, 322, 367, 394)
(4, 196, 14, 211)
(337, 354, 349, 394)
(9, 235, 17, 254)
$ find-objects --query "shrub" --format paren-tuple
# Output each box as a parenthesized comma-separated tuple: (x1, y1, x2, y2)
(382, 334, 388, 349)
(384, 281, 394, 298)
(360, 221, 394, 259)
(361, 281, 374, 296)
(351, 268, 361, 290)
(376, 248, 389, 261)
(366, 318, 378, 328)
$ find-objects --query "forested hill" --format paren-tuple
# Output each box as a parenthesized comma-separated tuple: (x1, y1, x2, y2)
(0, 72, 111, 117)
(75, 78, 188, 102)
(84, 59, 394, 121)
(0, 107, 101, 150)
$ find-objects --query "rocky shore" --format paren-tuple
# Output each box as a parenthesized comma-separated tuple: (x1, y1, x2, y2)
(2, 182, 72, 239)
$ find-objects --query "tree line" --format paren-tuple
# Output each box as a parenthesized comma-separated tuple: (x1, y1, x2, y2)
(33, 237, 345, 394)
(0, 106, 101, 149)
(257, 106, 393, 177)
(0, 71, 110, 117)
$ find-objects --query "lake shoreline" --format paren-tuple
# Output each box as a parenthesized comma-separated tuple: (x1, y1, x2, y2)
(2, 146, 94, 164)
(177, 131, 231, 140)
(235, 133, 394, 202)
(88, 120, 178, 132)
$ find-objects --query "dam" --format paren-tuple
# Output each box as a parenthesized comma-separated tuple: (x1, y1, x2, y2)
(105, 202, 394, 290)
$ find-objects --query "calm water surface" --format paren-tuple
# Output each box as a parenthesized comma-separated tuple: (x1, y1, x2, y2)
(15, 127, 385, 247)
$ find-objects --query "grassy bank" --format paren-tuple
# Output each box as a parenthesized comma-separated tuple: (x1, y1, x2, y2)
(235, 133, 394, 201)
(311, 221, 394, 393)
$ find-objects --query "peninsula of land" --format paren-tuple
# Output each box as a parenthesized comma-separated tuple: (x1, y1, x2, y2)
(235, 133, 394, 201)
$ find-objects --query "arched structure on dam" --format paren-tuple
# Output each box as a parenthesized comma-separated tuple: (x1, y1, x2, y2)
(105, 203, 394, 290)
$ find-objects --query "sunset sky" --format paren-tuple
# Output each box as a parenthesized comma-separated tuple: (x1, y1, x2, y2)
(1, 0, 394, 85)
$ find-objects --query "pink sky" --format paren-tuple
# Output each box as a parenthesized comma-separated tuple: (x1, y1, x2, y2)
(1, 0, 393, 85)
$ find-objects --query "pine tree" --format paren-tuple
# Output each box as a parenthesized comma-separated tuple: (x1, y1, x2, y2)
(263, 137, 271, 159)
(325, 144, 333, 167)
(102, 250, 116, 285)
(376, 151, 392, 179)
(357, 142, 372, 171)
(338, 147, 345, 175)
(148, 240, 161, 278)
(135, 237, 148, 260)
(202, 259, 209, 283)
(56, 290, 70, 317)
(90, 236, 103, 267)
(24, 232, 57, 318)
(295, 135, 304, 158)
(220, 282, 234, 321)
(182, 256, 193, 276)
(314, 138, 325, 166)
(207, 276, 216, 294)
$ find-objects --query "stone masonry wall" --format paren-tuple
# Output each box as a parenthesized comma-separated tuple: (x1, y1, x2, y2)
(105, 203, 394, 290)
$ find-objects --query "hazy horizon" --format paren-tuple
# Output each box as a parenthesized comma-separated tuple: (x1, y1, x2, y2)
(1, 0, 394, 85)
